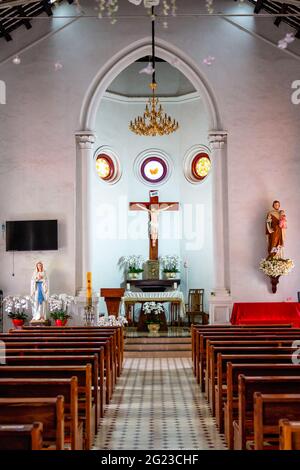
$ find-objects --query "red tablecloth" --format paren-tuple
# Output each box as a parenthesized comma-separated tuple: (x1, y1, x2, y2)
(230, 302, 300, 328)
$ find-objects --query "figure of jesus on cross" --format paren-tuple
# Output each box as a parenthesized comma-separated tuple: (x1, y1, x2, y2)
(130, 190, 179, 260)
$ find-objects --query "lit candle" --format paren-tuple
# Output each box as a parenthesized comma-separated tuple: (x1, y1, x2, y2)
(86, 272, 92, 300)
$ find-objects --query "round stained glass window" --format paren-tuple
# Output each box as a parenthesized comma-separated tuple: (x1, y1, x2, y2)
(141, 157, 168, 184)
(134, 150, 172, 186)
(95, 154, 114, 180)
(192, 153, 211, 181)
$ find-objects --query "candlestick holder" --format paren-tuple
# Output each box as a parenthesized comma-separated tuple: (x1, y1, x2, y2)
(83, 304, 96, 326)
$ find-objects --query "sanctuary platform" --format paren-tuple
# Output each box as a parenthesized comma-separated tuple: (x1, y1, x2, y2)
(124, 327, 191, 358)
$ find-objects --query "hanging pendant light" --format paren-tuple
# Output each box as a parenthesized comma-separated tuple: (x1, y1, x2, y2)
(129, 6, 179, 137)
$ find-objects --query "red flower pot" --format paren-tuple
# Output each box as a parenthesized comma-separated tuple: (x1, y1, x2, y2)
(12, 319, 24, 328)
(55, 319, 67, 327)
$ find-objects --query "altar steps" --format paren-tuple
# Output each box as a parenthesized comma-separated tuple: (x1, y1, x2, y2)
(124, 336, 191, 358)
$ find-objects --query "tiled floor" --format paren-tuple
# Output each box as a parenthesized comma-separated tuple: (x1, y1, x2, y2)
(93, 358, 227, 450)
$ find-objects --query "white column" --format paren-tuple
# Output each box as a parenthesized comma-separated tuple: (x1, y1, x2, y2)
(208, 131, 232, 323)
(75, 132, 96, 291)
(74, 132, 99, 324)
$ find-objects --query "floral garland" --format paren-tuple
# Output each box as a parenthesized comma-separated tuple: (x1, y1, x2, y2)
(259, 258, 294, 278)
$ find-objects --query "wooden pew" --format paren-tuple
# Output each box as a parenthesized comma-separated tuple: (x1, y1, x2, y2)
(12, 327, 124, 376)
(3, 339, 111, 404)
(234, 375, 300, 450)
(0, 396, 64, 450)
(215, 353, 294, 431)
(0, 377, 82, 450)
(254, 393, 300, 450)
(3, 354, 101, 425)
(0, 422, 43, 450)
(203, 338, 294, 403)
(4, 347, 105, 416)
(198, 330, 300, 386)
(225, 364, 300, 449)
(0, 364, 93, 450)
(196, 330, 300, 389)
(279, 419, 300, 450)
(2, 334, 115, 387)
(191, 324, 293, 374)
(207, 344, 296, 411)
(192, 326, 296, 380)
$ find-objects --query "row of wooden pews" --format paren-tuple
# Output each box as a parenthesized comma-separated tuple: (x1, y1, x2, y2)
(191, 324, 300, 450)
(0, 326, 124, 450)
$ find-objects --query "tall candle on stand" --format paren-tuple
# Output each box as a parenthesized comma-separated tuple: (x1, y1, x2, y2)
(86, 272, 92, 306)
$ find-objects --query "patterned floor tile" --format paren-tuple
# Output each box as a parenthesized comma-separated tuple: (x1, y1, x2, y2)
(93, 358, 227, 450)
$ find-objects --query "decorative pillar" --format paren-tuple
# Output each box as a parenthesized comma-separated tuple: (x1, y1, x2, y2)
(74, 131, 99, 325)
(208, 131, 232, 324)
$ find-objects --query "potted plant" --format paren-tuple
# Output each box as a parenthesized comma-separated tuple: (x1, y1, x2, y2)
(143, 301, 164, 334)
(259, 258, 294, 293)
(119, 255, 144, 280)
(4, 296, 31, 328)
(48, 294, 74, 326)
(160, 255, 180, 280)
(49, 311, 71, 326)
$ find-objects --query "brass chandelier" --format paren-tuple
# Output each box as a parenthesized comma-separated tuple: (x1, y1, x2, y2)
(129, 7, 179, 137)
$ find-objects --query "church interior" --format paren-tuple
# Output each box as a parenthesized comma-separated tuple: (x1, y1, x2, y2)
(0, 0, 300, 455)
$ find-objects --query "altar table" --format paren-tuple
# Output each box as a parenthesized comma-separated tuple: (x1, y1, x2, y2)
(230, 302, 300, 328)
(120, 290, 186, 328)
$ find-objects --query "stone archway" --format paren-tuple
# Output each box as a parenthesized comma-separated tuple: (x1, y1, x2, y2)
(76, 37, 232, 323)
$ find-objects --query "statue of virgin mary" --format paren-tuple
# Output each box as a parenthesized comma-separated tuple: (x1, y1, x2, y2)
(31, 261, 49, 321)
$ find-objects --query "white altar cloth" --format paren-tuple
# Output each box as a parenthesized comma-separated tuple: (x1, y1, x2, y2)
(120, 290, 186, 318)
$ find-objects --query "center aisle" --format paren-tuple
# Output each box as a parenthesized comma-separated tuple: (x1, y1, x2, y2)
(93, 358, 227, 450)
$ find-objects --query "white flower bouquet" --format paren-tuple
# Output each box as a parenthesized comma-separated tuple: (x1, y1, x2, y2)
(259, 258, 294, 277)
(159, 255, 180, 273)
(118, 255, 144, 274)
(4, 295, 32, 320)
(143, 301, 164, 324)
(98, 315, 128, 327)
(48, 294, 74, 321)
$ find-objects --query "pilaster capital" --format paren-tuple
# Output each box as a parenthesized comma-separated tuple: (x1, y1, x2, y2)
(208, 130, 227, 149)
(75, 131, 96, 150)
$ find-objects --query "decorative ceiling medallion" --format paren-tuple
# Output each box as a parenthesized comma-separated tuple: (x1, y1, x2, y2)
(134, 149, 172, 186)
(94, 146, 122, 184)
(183, 145, 212, 184)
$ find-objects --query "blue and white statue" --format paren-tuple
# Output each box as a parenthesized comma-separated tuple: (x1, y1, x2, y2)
(31, 261, 49, 321)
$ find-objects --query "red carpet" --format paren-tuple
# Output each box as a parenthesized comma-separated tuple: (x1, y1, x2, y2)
(230, 302, 300, 328)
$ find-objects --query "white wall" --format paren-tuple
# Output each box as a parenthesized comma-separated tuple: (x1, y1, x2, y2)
(0, 0, 299, 316)
(92, 94, 213, 312)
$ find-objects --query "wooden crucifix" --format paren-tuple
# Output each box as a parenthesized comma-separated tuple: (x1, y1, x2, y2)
(129, 190, 179, 260)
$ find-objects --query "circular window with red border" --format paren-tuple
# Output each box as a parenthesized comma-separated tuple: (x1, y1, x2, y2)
(95, 154, 115, 181)
(191, 153, 211, 181)
(141, 156, 168, 184)
(94, 146, 122, 185)
(134, 149, 172, 186)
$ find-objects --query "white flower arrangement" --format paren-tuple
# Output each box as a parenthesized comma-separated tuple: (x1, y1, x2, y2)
(48, 294, 75, 314)
(118, 255, 145, 273)
(259, 258, 295, 278)
(143, 302, 164, 324)
(98, 315, 128, 327)
(159, 255, 180, 273)
(3, 295, 32, 320)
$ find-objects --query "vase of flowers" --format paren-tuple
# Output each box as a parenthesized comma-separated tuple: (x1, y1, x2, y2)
(48, 294, 74, 326)
(259, 258, 294, 293)
(160, 255, 180, 279)
(119, 255, 144, 280)
(143, 301, 164, 333)
(4, 296, 32, 328)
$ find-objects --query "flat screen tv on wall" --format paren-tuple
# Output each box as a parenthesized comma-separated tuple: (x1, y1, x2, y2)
(6, 220, 58, 251)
